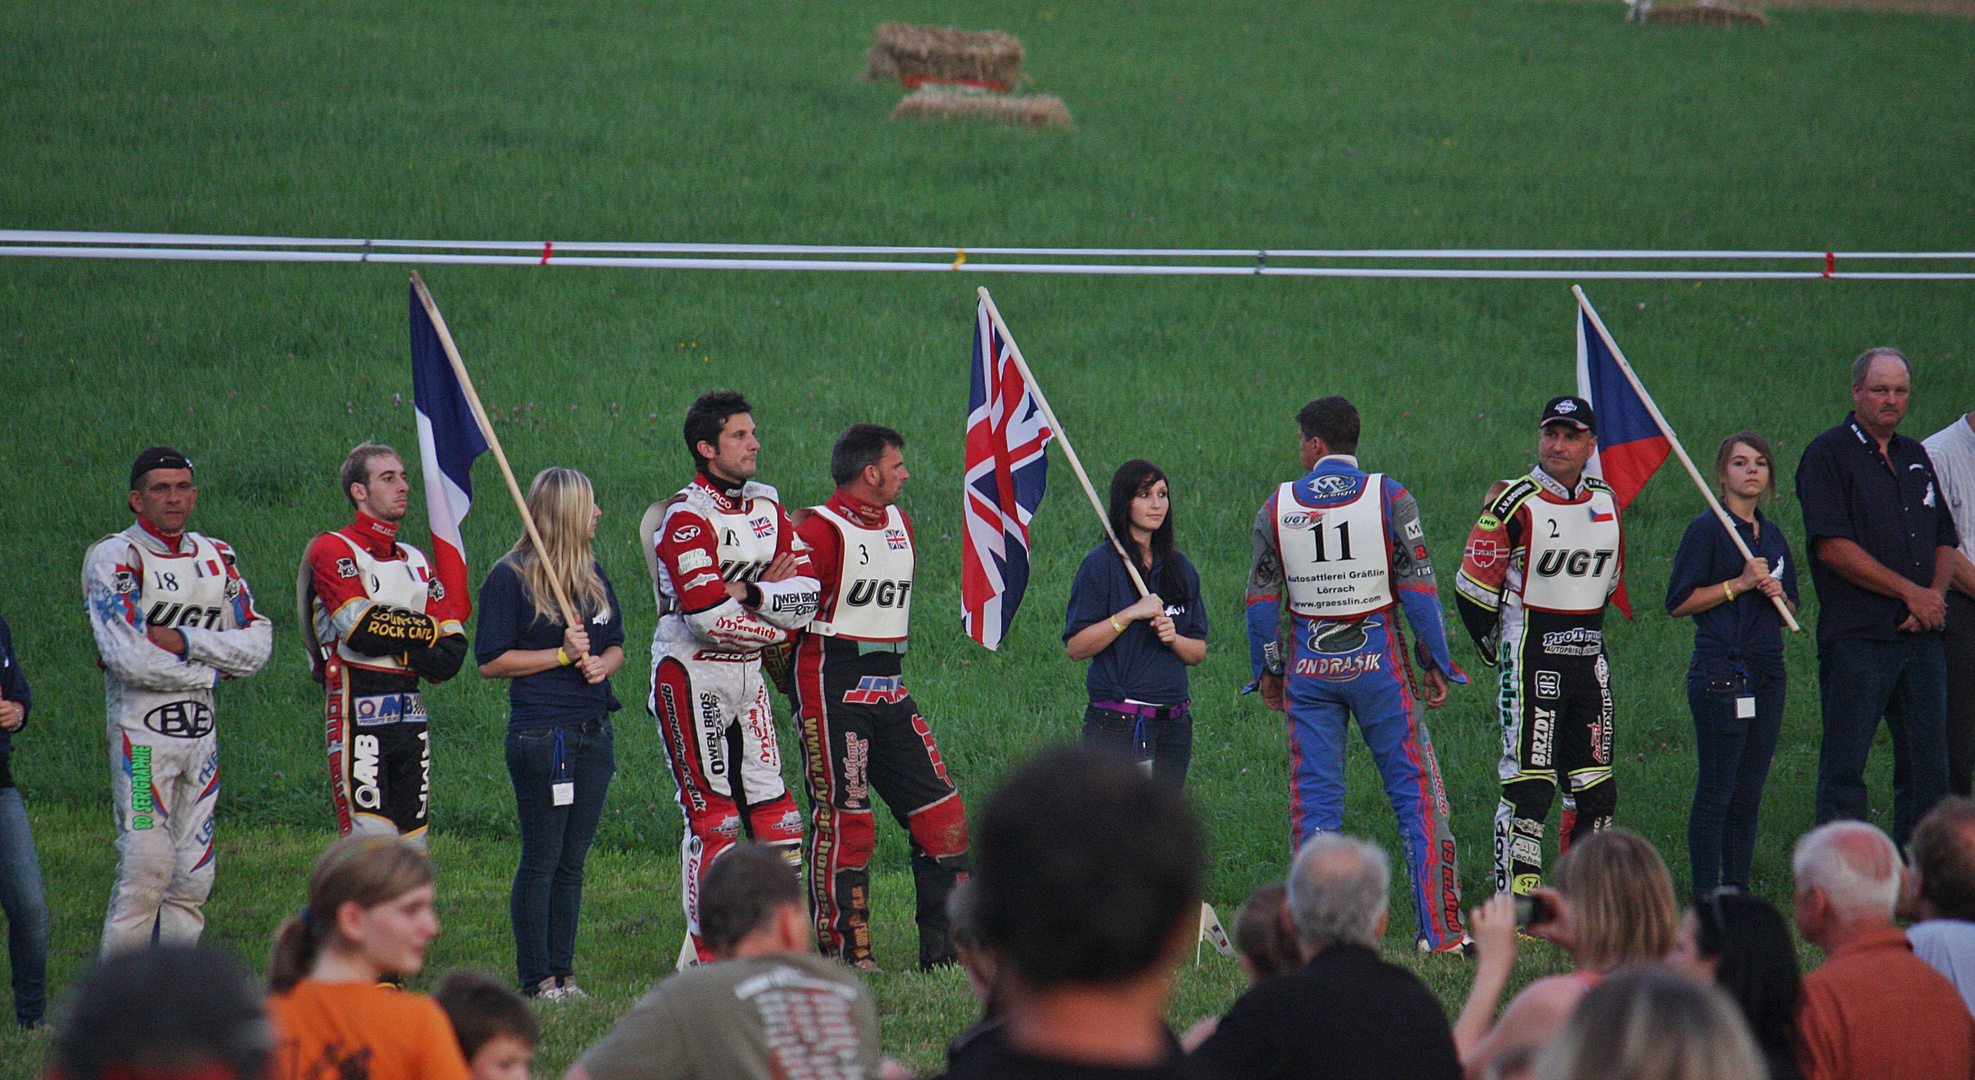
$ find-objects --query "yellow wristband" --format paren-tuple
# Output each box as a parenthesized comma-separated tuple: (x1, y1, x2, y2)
(1110, 617, 1126, 634)
(1723, 583, 1736, 602)
(557, 647, 573, 666)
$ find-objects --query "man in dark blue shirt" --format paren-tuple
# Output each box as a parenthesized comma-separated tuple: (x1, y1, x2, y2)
(1796, 347, 1960, 846)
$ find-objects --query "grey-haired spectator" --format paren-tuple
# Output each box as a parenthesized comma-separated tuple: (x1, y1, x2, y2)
(1921, 407, 1975, 796)
(1796, 348, 1959, 847)
(1901, 795, 1975, 1014)
(53, 945, 271, 1080)
(1793, 820, 1975, 1079)
(568, 843, 881, 1080)
(937, 746, 1210, 1080)
(1192, 835, 1460, 1080)
(0, 610, 48, 1029)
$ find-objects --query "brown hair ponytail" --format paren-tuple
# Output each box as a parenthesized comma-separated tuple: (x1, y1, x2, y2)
(268, 835, 435, 994)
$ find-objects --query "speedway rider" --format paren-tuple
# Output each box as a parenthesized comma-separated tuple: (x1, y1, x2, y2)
(642, 391, 819, 964)
(301, 443, 467, 847)
(1455, 397, 1624, 896)
(84, 446, 272, 953)
(1247, 397, 1470, 953)
(792, 425, 968, 971)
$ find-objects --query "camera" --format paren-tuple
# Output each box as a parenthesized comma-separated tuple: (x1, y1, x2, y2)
(1513, 892, 1555, 927)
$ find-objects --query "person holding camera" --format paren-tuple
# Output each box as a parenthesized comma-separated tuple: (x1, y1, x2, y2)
(1452, 829, 1680, 1080)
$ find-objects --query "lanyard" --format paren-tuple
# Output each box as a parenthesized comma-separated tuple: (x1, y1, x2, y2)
(551, 726, 574, 806)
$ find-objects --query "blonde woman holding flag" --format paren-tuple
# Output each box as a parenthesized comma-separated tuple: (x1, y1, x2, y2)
(476, 468, 625, 1000)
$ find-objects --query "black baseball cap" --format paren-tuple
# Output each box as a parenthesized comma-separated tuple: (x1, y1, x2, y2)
(1539, 396, 1596, 433)
(130, 446, 194, 490)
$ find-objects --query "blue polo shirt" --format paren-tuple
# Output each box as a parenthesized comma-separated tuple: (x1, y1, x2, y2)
(474, 557, 626, 730)
(1795, 412, 1959, 650)
(1665, 509, 1799, 677)
(1064, 545, 1207, 707)
(0, 612, 28, 787)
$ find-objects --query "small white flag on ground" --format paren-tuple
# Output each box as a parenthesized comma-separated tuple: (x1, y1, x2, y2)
(1198, 901, 1236, 963)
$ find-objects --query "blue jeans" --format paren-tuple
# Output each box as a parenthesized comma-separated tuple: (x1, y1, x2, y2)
(1083, 704, 1192, 786)
(0, 786, 49, 1027)
(1686, 660, 1785, 895)
(1816, 635, 1948, 847)
(506, 720, 614, 988)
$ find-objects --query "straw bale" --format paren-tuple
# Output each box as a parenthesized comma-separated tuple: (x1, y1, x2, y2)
(1631, 0, 1771, 22)
(863, 24, 1024, 88)
(891, 90, 1073, 130)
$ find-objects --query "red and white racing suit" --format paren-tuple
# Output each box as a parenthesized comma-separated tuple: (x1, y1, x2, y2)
(793, 490, 969, 970)
(83, 518, 271, 953)
(1455, 468, 1623, 895)
(302, 512, 466, 848)
(643, 474, 819, 962)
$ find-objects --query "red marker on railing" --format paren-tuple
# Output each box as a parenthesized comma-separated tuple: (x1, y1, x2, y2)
(1824, 251, 1835, 278)
(542, 240, 554, 265)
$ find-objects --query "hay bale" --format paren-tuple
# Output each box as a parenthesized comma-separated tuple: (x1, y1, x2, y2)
(891, 89, 1073, 129)
(1628, 0, 1770, 23)
(863, 24, 1024, 90)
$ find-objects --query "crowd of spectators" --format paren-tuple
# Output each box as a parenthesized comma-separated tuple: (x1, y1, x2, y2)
(36, 749, 1975, 1080)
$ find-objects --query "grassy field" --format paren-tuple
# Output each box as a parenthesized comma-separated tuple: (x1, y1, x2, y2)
(1, 0, 1972, 1074)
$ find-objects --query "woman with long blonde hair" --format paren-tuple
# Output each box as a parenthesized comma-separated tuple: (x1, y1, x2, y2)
(476, 467, 625, 1000)
(265, 835, 468, 1080)
(1454, 828, 1682, 1079)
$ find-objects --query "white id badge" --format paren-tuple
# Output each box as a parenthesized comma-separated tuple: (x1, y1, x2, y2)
(1736, 697, 1756, 720)
(552, 781, 575, 806)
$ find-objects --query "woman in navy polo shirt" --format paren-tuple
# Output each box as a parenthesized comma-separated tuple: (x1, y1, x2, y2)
(1064, 460, 1207, 784)
(475, 468, 624, 1000)
(1667, 433, 1799, 899)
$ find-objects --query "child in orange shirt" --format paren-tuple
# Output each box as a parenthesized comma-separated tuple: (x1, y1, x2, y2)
(265, 836, 471, 1080)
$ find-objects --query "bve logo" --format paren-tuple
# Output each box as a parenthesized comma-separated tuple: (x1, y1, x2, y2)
(844, 676, 908, 705)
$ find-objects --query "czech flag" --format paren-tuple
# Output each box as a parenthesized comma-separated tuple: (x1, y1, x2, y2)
(409, 284, 490, 628)
(1576, 304, 1669, 618)
(961, 299, 1054, 650)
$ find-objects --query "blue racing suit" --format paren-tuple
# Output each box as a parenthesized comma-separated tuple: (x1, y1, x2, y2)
(1246, 456, 1470, 950)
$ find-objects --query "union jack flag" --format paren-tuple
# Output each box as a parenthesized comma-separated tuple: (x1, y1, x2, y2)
(961, 298, 1054, 650)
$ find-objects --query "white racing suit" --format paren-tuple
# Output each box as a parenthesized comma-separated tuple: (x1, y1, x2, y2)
(83, 521, 271, 953)
(642, 474, 818, 962)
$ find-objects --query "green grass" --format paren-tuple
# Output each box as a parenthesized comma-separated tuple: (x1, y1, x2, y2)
(1, 0, 1972, 1075)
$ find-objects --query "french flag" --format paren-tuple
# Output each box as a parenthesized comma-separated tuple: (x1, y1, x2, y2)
(1576, 305, 1668, 618)
(409, 284, 490, 627)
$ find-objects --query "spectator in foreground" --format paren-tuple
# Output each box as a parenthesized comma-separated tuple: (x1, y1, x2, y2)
(264, 836, 469, 1080)
(946, 879, 1004, 1070)
(0, 609, 48, 1030)
(1900, 795, 1975, 1013)
(568, 842, 881, 1080)
(51, 945, 271, 1080)
(1454, 828, 1680, 1080)
(435, 971, 539, 1080)
(939, 745, 1207, 1080)
(1796, 347, 1958, 847)
(1792, 820, 1975, 1079)
(1181, 880, 1301, 1052)
(1667, 431, 1798, 900)
(1229, 880, 1303, 984)
(1667, 892, 1804, 1080)
(1533, 965, 1765, 1080)
(1193, 835, 1461, 1080)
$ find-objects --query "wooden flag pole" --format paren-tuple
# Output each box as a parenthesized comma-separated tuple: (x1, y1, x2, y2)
(976, 286, 1151, 600)
(410, 271, 584, 637)
(1572, 286, 1800, 633)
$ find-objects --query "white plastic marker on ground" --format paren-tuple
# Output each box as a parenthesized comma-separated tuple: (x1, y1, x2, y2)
(2, 230, 1973, 279)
